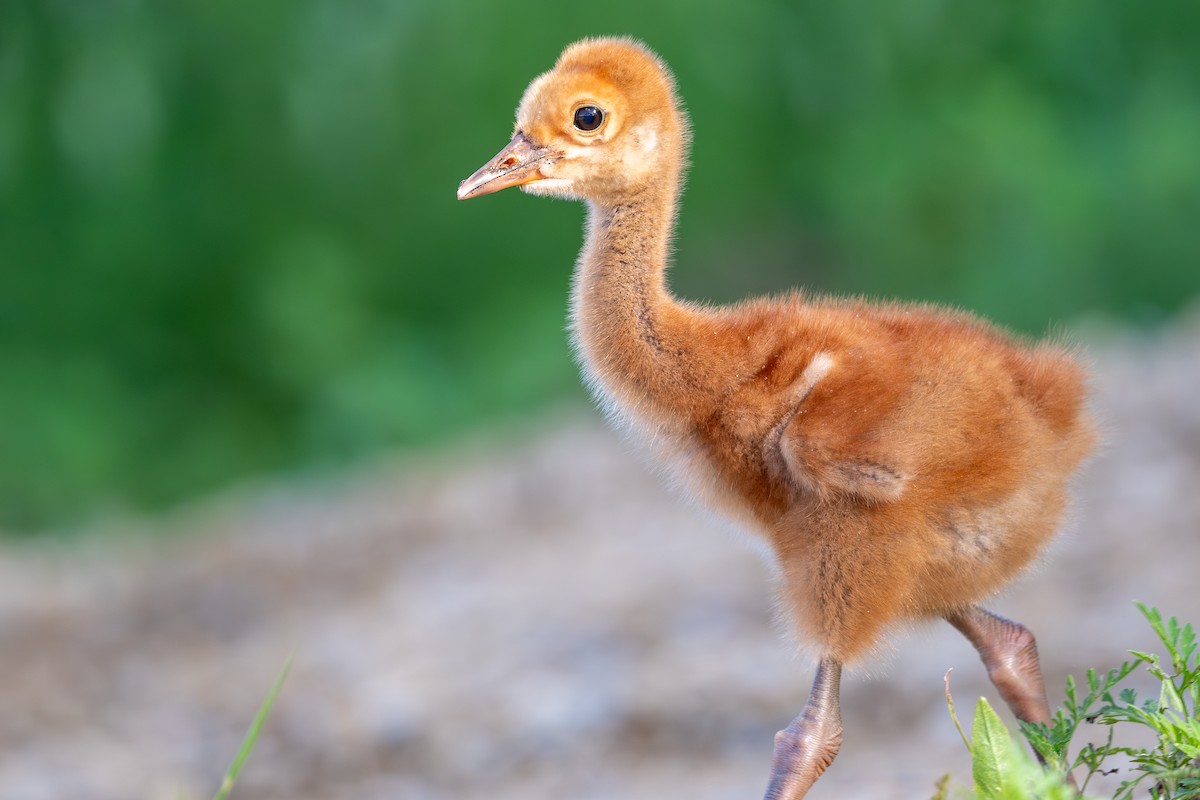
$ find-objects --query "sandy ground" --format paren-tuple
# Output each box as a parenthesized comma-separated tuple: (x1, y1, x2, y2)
(0, 314, 1198, 800)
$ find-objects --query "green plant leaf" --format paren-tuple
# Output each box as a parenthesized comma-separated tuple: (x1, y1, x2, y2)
(1019, 720, 1056, 765)
(972, 697, 1012, 800)
(1064, 674, 1078, 709)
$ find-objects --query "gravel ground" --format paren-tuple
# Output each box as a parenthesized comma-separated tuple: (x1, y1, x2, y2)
(1, 313, 1198, 800)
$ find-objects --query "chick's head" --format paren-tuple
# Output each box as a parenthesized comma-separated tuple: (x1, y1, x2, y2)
(458, 38, 687, 205)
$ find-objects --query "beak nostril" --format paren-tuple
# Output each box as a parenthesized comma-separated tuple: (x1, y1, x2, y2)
(459, 132, 551, 199)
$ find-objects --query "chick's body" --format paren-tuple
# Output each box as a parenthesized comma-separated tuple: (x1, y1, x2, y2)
(459, 37, 1093, 799)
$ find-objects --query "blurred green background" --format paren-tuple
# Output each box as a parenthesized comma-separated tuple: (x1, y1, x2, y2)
(2, 0, 1198, 532)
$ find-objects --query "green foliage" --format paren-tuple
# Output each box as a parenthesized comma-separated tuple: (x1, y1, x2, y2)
(1017, 659, 1140, 780)
(943, 605, 1200, 799)
(1032, 603, 1200, 799)
(2, 0, 1199, 530)
(944, 695, 1075, 800)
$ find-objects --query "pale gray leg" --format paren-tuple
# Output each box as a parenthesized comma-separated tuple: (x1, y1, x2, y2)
(762, 658, 843, 800)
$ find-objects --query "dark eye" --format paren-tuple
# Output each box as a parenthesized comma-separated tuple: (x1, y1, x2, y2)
(573, 105, 604, 132)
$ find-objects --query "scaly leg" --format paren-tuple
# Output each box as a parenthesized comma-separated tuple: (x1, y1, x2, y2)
(947, 605, 1078, 787)
(945, 606, 1053, 727)
(762, 658, 843, 800)
(945, 604, 1080, 786)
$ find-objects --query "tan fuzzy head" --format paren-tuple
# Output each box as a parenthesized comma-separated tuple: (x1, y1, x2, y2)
(458, 37, 689, 205)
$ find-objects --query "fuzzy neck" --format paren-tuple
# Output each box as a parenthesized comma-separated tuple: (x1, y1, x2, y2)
(569, 178, 705, 419)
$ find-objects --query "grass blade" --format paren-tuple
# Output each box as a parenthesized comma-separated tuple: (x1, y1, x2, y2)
(213, 653, 294, 800)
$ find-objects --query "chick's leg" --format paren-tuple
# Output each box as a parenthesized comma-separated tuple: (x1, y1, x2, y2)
(762, 658, 843, 800)
(947, 606, 1079, 787)
(945, 606, 1053, 726)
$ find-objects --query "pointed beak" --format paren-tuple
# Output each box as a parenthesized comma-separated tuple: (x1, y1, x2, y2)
(457, 132, 560, 200)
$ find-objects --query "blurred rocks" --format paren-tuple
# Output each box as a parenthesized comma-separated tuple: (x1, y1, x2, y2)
(1, 314, 1198, 800)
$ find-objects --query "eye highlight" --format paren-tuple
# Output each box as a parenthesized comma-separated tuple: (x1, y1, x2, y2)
(573, 105, 605, 132)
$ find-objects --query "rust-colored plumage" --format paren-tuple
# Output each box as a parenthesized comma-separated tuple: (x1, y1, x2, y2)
(459, 37, 1093, 799)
